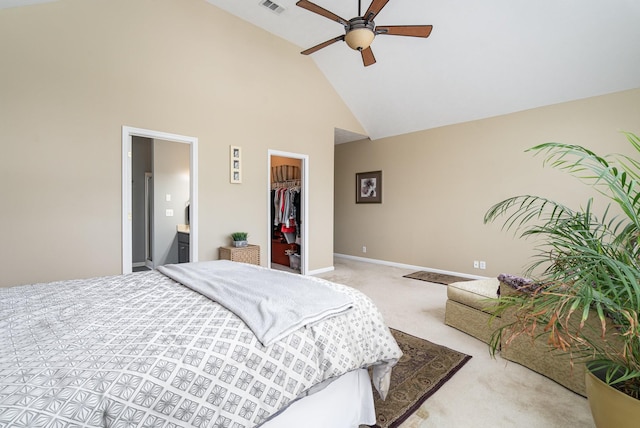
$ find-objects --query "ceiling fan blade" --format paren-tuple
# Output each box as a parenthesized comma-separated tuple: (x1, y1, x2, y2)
(364, 0, 390, 21)
(301, 35, 345, 55)
(296, 0, 348, 26)
(375, 25, 433, 38)
(361, 46, 376, 67)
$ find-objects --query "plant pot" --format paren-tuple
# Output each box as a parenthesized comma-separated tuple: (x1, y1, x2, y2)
(585, 369, 640, 428)
(233, 240, 248, 248)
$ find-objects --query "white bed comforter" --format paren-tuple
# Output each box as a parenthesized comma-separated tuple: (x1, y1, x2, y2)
(0, 263, 401, 427)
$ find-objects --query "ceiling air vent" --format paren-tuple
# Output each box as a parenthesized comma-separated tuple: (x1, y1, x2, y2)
(259, 0, 285, 15)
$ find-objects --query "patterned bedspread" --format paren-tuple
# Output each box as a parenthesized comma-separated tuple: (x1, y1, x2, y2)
(0, 265, 401, 427)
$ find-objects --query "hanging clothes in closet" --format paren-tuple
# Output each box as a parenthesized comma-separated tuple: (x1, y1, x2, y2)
(271, 163, 302, 270)
(272, 182, 301, 244)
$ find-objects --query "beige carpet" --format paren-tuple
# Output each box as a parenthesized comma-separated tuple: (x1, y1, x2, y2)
(371, 329, 471, 428)
(319, 257, 595, 428)
(402, 271, 472, 285)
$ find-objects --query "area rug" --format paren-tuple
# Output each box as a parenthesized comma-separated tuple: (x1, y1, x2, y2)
(370, 328, 472, 428)
(402, 271, 472, 285)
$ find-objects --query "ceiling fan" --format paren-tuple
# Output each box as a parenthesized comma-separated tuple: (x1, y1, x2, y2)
(296, 0, 433, 67)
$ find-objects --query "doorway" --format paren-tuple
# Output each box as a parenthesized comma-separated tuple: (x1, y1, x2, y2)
(268, 150, 308, 275)
(122, 126, 198, 274)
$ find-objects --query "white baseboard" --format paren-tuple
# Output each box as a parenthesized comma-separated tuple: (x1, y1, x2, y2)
(132, 262, 146, 268)
(333, 253, 488, 280)
(307, 266, 335, 276)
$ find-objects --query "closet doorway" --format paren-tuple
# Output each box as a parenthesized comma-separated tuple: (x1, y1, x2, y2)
(268, 150, 308, 275)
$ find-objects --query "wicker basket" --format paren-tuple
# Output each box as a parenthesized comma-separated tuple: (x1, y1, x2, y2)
(219, 244, 260, 265)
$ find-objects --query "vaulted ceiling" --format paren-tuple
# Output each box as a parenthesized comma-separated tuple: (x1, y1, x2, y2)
(206, 0, 640, 141)
(4, 0, 640, 142)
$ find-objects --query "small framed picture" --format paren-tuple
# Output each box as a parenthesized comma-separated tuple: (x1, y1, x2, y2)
(230, 145, 242, 184)
(356, 170, 382, 203)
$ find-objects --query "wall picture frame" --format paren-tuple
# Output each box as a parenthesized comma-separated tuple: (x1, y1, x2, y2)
(356, 170, 382, 203)
(230, 145, 242, 184)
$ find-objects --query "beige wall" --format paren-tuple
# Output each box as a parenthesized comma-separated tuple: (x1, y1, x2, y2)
(335, 89, 640, 278)
(0, 0, 365, 287)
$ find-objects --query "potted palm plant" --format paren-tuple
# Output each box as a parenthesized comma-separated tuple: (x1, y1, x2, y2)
(484, 132, 640, 427)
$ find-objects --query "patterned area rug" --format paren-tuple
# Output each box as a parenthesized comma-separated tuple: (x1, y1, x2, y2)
(402, 271, 472, 285)
(371, 329, 472, 428)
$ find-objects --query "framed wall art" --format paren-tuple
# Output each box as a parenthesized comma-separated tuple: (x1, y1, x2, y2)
(356, 170, 382, 203)
(230, 145, 242, 184)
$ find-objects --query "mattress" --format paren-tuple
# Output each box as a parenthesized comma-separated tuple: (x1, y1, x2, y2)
(262, 368, 376, 428)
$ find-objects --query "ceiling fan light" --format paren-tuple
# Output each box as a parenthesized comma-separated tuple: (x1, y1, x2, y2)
(345, 28, 375, 51)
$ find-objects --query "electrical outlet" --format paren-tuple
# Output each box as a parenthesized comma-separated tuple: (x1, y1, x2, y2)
(473, 260, 479, 268)
(362, 246, 367, 253)
(479, 261, 486, 270)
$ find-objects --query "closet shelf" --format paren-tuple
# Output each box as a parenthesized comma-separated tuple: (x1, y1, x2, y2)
(271, 179, 300, 190)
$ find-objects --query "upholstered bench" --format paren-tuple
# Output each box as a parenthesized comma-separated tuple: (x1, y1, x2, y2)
(444, 278, 500, 344)
(445, 274, 609, 396)
(497, 274, 595, 396)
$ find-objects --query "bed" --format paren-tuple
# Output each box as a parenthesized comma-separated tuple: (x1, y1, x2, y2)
(0, 260, 401, 427)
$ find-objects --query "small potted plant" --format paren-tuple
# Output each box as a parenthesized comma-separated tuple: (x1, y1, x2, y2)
(230, 232, 248, 247)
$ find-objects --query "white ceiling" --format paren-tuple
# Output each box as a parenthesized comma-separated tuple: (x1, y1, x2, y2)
(4, 0, 640, 142)
(206, 0, 640, 141)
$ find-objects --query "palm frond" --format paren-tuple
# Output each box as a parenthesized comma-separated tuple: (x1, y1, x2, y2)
(528, 134, 640, 229)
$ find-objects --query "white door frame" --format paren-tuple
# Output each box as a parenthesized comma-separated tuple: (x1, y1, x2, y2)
(122, 126, 198, 274)
(268, 150, 309, 275)
(144, 172, 153, 268)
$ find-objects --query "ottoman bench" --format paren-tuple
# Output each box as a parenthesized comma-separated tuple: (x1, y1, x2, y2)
(444, 278, 501, 344)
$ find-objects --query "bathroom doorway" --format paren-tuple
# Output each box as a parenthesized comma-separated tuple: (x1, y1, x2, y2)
(122, 126, 198, 274)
